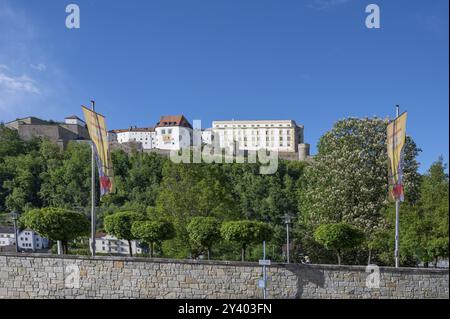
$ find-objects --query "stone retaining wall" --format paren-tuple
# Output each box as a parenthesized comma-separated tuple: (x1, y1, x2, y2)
(0, 253, 448, 299)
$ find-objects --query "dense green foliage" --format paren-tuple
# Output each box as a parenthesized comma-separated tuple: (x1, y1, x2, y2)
(104, 211, 145, 256)
(314, 223, 365, 265)
(20, 207, 90, 253)
(186, 217, 221, 260)
(221, 220, 273, 261)
(132, 219, 175, 257)
(0, 121, 448, 266)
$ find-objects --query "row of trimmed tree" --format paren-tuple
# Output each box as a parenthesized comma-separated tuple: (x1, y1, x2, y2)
(20, 208, 274, 261)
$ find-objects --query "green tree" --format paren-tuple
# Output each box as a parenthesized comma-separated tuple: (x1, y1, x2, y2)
(220, 220, 272, 261)
(2, 153, 43, 212)
(314, 223, 365, 265)
(38, 141, 93, 209)
(20, 207, 90, 253)
(131, 219, 175, 257)
(104, 211, 144, 256)
(401, 157, 449, 266)
(299, 118, 421, 263)
(186, 217, 221, 260)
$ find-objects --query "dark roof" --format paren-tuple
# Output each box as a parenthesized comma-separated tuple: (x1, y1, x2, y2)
(95, 232, 107, 238)
(65, 115, 84, 122)
(109, 127, 155, 133)
(156, 115, 192, 129)
(0, 226, 14, 234)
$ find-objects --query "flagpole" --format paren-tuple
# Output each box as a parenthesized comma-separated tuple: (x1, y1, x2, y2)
(91, 100, 96, 257)
(394, 105, 400, 268)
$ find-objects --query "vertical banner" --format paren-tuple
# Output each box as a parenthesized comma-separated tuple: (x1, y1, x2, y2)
(82, 106, 115, 196)
(387, 112, 407, 202)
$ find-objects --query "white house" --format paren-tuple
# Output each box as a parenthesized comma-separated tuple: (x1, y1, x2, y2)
(109, 127, 156, 150)
(90, 233, 146, 256)
(0, 227, 15, 247)
(154, 115, 192, 151)
(17, 229, 50, 251)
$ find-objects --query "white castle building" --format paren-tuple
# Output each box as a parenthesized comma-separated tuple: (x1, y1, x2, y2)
(108, 115, 192, 151)
(108, 116, 310, 160)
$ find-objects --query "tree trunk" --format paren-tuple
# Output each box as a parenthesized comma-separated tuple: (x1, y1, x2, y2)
(128, 240, 133, 257)
(63, 241, 68, 255)
(207, 248, 211, 260)
(241, 244, 246, 262)
(367, 248, 372, 265)
(336, 250, 341, 265)
(150, 242, 154, 258)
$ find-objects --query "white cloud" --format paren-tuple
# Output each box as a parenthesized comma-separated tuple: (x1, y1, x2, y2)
(0, 64, 9, 70)
(307, 0, 351, 10)
(0, 72, 40, 94)
(30, 63, 47, 71)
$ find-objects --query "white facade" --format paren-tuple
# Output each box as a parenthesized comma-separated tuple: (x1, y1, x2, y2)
(110, 115, 193, 151)
(212, 120, 304, 153)
(154, 126, 192, 151)
(0, 227, 15, 247)
(64, 116, 85, 126)
(17, 230, 49, 251)
(90, 234, 145, 256)
(201, 129, 214, 145)
(109, 128, 156, 150)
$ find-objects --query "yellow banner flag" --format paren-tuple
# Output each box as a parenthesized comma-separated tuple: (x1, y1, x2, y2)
(387, 112, 407, 202)
(82, 106, 115, 196)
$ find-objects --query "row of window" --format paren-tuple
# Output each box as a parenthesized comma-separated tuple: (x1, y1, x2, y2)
(215, 123, 292, 128)
(223, 129, 293, 135)
(228, 142, 292, 148)
(225, 136, 292, 141)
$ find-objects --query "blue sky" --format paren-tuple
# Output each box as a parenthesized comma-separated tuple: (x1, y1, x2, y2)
(0, 0, 448, 172)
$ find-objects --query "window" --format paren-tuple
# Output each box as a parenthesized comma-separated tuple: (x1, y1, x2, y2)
(161, 129, 165, 134)
(168, 129, 172, 134)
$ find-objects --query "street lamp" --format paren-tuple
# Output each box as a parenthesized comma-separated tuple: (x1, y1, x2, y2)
(283, 213, 294, 263)
(11, 210, 20, 253)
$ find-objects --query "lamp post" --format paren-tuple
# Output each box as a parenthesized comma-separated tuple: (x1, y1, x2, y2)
(11, 210, 20, 253)
(283, 213, 294, 263)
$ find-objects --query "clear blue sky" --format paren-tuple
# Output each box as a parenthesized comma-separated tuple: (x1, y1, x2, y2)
(0, 0, 448, 172)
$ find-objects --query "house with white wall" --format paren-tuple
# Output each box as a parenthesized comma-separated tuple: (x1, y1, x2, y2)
(109, 127, 156, 150)
(90, 233, 146, 256)
(154, 115, 192, 151)
(0, 227, 15, 247)
(17, 229, 50, 251)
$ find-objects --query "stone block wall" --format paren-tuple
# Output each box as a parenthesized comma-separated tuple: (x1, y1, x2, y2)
(0, 253, 448, 299)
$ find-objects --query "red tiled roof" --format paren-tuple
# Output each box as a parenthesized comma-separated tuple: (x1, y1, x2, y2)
(156, 115, 192, 129)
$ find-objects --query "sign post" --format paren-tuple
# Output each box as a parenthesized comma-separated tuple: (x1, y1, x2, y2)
(259, 241, 271, 299)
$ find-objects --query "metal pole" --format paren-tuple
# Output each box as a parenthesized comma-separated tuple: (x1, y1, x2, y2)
(394, 105, 400, 268)
(286, 222, 290, 263)
(12, 216, 19, 253)
(90, 100, 96, 257)
(263, 240, 267, 300)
